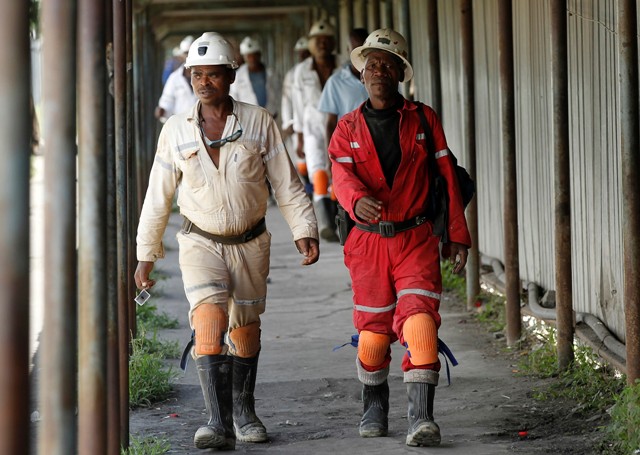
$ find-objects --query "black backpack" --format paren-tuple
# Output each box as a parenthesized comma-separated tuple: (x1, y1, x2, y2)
(415, 102, 475, 243)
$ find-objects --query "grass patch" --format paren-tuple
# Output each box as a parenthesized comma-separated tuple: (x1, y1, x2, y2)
(121, 434, 170, 455)
(129, 336, 178, 408)
(136, 328, 181, 359)
(441, 260, 466, 300)
(473, 291, 506, 334)
(605, 379, 640, 454)
(137, 303, 179, 332)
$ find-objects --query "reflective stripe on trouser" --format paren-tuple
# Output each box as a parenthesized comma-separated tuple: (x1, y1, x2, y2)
(344, 222, 442, 373)
(177, 229, 271, 357)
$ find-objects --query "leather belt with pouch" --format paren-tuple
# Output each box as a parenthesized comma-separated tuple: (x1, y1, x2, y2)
(181, 217, 266, 245)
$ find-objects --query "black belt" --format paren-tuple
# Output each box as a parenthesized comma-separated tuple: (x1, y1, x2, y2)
(355, 215, 428, 238)
(181, 217, 266, 245)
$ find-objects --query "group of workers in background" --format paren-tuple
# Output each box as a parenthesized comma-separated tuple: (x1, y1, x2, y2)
(142, 20, 471, 451)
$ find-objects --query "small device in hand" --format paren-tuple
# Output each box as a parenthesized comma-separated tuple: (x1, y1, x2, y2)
(134, 289, 151, 306)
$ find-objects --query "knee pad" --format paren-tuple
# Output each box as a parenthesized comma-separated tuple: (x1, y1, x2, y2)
(297, 161, 308, 177)
(228, 322, 261, 358)
(193, 304, 228, 356)
(312, 169, 330, 196)
(403, 313, 438, 365)
(358, 331, 391, 367)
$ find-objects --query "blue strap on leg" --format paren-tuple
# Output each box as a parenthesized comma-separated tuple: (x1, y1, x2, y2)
(437, 338, 458, 385)
(333, 333, 359, 351)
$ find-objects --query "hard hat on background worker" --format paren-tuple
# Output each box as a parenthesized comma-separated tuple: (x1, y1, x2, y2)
(185, 32, 239, 69)
(308, 19, 335, 38)
(179, 35, 194, 54)
(350, 28, 413, 82)
(294, 36, 309, 51)
(239, 36, 261, 56)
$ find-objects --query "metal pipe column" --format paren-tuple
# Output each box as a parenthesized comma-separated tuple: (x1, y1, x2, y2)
(497, 0, 521, 345)
(114, 0, 131, 448)
(550, 0, 574, 371)
(39, 1, 78, 454)
(0, 3, 31, 455)
(460, 0, 480, 311)
(425, 0, 441, 116)
(619, 0, 640, 384)
(77, 0, 108, 452)
(367, 0, 380, 31)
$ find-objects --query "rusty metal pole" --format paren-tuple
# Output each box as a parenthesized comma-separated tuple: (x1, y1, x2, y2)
(39, 1, 78, 454)
(497, 0, 521, 345)
(113, 0, 131, 449)
(123, 0, 134, 446)
(619, 0, 640, 384)
(78, 0, 108, 453)
(104, 2, 121, 453)
(460, 0, 480, 311)
(550, 0, 574, 372)
(0, 3, 31, 455)
(425, 0, 441, 115)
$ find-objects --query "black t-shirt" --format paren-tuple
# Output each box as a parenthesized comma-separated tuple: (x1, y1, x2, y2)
(362, 98, 404, 189)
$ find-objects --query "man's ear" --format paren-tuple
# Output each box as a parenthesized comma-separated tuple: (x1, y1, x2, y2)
(360, 70, 365, 83)
(398, 65, 405, 83)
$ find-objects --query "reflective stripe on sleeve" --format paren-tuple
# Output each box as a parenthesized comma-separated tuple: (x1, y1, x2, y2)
(349, 141, 360, 148)
(435, 149, 448, 159)
(335, 157, 354, 163)
(354, 302, 397, 313)
(416, 133, 425, 140)
(397, 288, 441, 301)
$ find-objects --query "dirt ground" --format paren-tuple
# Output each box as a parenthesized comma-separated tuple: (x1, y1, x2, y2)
(128, 209, 610, 455)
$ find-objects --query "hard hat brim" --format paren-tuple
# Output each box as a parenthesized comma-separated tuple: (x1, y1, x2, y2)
(350, 46, 413, 82)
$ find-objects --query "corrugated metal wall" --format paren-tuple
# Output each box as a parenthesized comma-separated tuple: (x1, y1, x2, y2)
(567, 0, 624, 339)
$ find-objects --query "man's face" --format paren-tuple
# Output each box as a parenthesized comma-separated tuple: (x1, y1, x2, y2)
(190, 65, 235, 105)
(309, 35, 335, 58)
(361, 50, 403, 99)
(244, 52, 261, 67)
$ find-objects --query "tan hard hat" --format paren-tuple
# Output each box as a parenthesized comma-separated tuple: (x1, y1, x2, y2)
(309, 19, 335, 38)
(350, 28, 413, 81)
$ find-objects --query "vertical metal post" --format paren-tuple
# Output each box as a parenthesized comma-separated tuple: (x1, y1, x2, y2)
(39, 1, 78, 454)
(460, 0, 480, 311)
(425, 0, 441, 115)
(381, 0, 393, 28)
(114, 0, 131, 448)
(77, 0, 108, 453)
(619, 0, 640, 384)
(367, 0, 380, 31)
(105, 2, 121, 453)
(550, 0, 574, 371)
(123, 0, 134, 445)
(0, 3, 31, 455)
(399, 0, 411, 97)
(498, 0, 521, 345)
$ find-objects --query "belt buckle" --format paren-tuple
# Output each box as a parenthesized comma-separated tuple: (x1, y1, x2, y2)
(378, 221, 395, 238)
(182, 219, 193, 234)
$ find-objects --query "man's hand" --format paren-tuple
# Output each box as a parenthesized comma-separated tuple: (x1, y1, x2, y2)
(441, 242, 469, 274)
(295, 237, 320, 266)
(134, 261, 156, 290)
(354, 196, 383, 223)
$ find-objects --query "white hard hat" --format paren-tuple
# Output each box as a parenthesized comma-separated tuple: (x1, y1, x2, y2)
(185, 32, 239, 69)
(309, 19, 335, 38)
(350, 28, 413, 81)
(179, 35, 194, 54)
(239, 36, 261, 56)
(294, 36, 309, 51)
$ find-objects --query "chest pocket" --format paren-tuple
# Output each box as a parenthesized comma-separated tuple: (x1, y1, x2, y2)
(177, 144, 207, 189)
(234, 143, 265, 183)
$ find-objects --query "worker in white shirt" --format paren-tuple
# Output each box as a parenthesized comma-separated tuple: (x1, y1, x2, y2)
(229, 36, 281, 119)
(155, 35, 197, 122)
(281, 36, 312, 195)
(292, 20, 340, 242)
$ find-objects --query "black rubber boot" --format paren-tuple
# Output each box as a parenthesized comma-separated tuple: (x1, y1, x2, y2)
(359, 381, 390, 437)
(406, 382, 441, 447)
(194, 355, 235, 450)
(314, 198, 339, 242)
(232, 355, 268, 442)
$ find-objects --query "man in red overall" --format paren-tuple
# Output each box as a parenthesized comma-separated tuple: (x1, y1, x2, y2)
(328, 28, 471, 447)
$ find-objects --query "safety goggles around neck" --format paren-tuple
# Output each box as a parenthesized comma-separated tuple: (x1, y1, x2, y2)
(200, 113, 243, 148)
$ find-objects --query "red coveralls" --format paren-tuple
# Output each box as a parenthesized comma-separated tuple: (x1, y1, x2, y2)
(328, 99, 471, 373)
